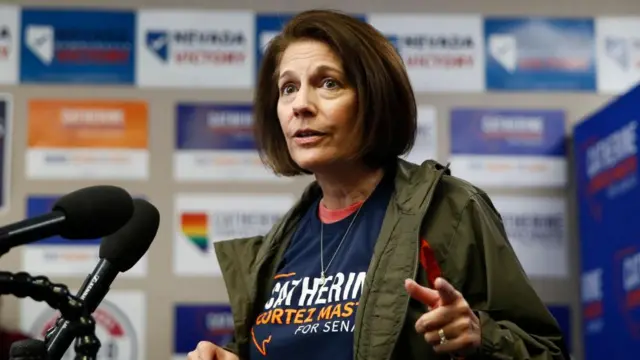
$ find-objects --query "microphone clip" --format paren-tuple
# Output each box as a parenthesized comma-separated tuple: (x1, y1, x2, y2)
(1, 271, 101, 360)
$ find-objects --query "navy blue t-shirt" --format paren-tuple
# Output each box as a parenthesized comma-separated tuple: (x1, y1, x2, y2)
(249, 176, 393, 359)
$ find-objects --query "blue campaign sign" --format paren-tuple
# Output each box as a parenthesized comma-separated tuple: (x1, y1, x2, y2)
(450, 108, 566, 156)
(574, 84, 640, 360)
(175, 103, 255, 151)
(174, 304, 234, 353)
(484, 17, 596, 91)
(547, 305, 572, 354)
(26, 196, 100, 245)
(20, 8, 135, 84)
(255, 13, 366, 74)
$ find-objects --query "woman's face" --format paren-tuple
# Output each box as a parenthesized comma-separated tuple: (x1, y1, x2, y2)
(276, 40, 358, 174)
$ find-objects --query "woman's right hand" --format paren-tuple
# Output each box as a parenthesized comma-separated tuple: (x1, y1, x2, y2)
(186, 341, 240, 360)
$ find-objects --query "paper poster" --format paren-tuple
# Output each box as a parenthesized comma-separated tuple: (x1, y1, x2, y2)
(22, 196, 148, 277)
(174, 103, 288, 182)
(449, 108, 567, 188)
(0, 95, 11, 213)
(173, 304, 234, 359)
(596, 17, 640, 94)
(26, 99, 149, 180)
(255, 13, 366, 76)
(484, 17, 596, 91)
(137, 10, 253, 88)
(20, 290, 145, 360)
(367, 14, 484, 92)
(403, 105, 438, 165)
(491, 195, 568, 278)
(20, 8, 135, 84)
(174, 193, 295, 276)
(0, 5, 19, 84)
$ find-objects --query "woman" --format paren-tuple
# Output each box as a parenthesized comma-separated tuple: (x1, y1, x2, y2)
(188, 9, 569, 360)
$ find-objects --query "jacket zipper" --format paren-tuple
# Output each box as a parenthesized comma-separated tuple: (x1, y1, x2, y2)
(385, 167, 447, 360)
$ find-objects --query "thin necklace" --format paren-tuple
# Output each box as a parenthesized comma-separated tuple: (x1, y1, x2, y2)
(320, 204, 363, 286)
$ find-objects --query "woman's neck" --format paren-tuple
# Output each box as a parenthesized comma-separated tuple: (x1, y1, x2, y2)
(315, 164, 385, 210)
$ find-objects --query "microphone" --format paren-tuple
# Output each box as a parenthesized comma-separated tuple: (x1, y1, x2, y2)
(0, 185, 134, 256)
(44, 198, 160, 360)
(10, 339, 48, 360)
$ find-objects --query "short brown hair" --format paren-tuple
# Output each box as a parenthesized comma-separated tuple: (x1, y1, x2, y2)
(253, 9, 417, 176)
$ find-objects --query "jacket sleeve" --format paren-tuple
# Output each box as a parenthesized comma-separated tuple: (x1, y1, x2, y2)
(448, 193, 570, 360)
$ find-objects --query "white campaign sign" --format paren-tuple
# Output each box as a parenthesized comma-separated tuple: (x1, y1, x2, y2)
(491, 195, 568, 278)
(367, 14, 485, 92)
(20, 290, 146, 360)
(596, 17, 640, 94)
(136, 10, 255, 88)
(174, 193, 295, 276)
(403, 105, 438, 165)
(0, 5, 19, 84)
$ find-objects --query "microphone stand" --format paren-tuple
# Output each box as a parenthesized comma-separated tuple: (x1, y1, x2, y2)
(1, 271, 101, 360)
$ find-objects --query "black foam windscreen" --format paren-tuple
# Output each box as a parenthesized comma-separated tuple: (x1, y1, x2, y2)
(52, 185, 134, 239)
(9, 339, 48, 360)
(98, 198, 160, 272)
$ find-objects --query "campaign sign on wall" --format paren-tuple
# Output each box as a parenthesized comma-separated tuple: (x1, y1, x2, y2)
(574, 83, 640, 360)
(0, 94, 11, 213)
(174, 103, 288, 182)
(403, 106, 438, 164)
(367, 14, 484, 92)
(449, 108, 566, 188)
(596, 17, 640, 94)
(138, 10, 254, 88)
(174, 193, 294, 276)
(255, 13, 365, 76)
(547, 305, 572, 354)
(26, 99, 149, 180)
(173, 304, 234, 359)
(21, 290, 145, 360)
(490, 195, 568, 278)
(484, 17, 596, 91)
(23, 196, 148, 277)
(0, 5, 19, 84)
(20, 8, 135, 84)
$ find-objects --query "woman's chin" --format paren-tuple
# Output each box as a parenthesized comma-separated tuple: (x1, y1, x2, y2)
(292, 153, 339, 173)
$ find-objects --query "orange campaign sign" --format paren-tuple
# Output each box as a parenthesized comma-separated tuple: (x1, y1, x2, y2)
(28, 99, 148, 149)
(26, 99, 149, 180)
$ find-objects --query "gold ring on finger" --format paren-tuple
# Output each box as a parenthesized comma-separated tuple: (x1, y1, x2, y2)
(438, 328, 447, 344)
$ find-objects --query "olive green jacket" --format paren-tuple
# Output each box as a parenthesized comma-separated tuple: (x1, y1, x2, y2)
(214, 159, 570, 360)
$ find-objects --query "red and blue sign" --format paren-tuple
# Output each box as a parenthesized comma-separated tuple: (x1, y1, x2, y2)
(484, 17, 596, 91)
(176, 103, 255, 151)
(20, 8, 135, 84)
(174, 304, 234, 354)
(574, 83, 640, 359)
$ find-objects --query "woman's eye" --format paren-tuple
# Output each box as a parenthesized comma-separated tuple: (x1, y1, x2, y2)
(323, 79, 338, 88)
(281, 84, 296, 95)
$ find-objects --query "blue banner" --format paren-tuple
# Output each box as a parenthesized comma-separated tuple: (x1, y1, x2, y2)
(26, 196, 100, 245)
(450, 108, 566, 156)
(547, 305, 572, 354)
(175, 103, 255, 151)
(255, 13, 366, 75)
(484, 18, 596, 91)
(20, 8, 135, 84)
(174, 304, 234, 353)
(574, 84, 640, 360)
